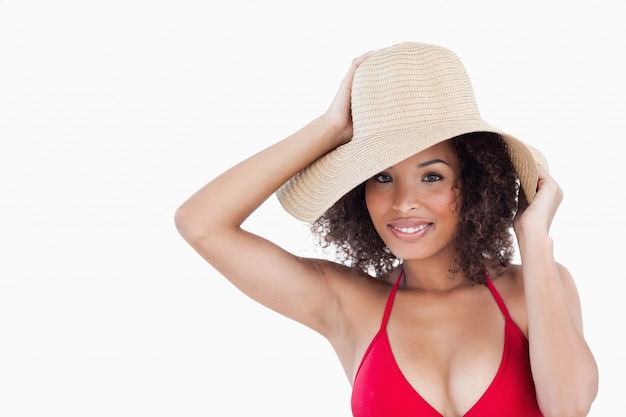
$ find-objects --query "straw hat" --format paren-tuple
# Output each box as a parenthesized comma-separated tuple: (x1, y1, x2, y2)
(276, 42, 547, 223)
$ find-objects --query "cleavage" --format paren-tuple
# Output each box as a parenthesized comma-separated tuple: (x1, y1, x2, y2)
(385, 289, 505, 416)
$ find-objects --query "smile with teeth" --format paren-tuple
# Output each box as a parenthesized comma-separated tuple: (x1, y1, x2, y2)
(392, 223, 432, 234)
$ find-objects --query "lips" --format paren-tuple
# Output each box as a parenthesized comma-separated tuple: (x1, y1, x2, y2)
(388, 219, 433, 238)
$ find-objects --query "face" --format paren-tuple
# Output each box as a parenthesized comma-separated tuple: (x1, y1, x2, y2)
(364, 140, 461, 261)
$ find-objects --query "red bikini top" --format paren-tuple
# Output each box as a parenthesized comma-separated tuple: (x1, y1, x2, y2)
(351, 272, 544, 417)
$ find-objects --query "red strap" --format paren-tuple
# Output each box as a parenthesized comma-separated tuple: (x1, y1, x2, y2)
(380, 269, 404, 330)
(485, 276, 513, 322)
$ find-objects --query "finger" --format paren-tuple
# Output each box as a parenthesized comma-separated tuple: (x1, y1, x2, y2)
(354, 49, 382, 65)
(338, 49, 383, 93)
(346, 49, 382, 78)
(536, 163, 550, 179)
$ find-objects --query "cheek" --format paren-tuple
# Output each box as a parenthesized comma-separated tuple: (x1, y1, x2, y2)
(430, 189, 461, 225)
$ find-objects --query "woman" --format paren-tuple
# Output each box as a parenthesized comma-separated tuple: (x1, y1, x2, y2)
(175, 42, 598, 416)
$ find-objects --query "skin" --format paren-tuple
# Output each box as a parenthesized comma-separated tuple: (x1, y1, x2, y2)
(175, 49, 598, 417)
(364, 141, 462, 278)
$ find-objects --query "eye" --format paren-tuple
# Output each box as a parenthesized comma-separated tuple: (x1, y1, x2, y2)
(423, 173, 443, 182)
(372, 173, 392, 183)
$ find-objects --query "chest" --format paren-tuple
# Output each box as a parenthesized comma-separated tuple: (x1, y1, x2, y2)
(362, 287, 508, 416)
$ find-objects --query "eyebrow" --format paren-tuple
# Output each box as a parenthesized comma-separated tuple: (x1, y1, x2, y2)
(417, 158, 450, 168)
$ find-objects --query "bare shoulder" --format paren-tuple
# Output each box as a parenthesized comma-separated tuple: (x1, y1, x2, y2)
(489, 262, 583, 336)
(489, 264, 529, 335)
(489, 263, 524, 298)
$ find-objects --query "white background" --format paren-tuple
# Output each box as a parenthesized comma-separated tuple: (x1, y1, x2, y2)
(1, 1, 624, 415)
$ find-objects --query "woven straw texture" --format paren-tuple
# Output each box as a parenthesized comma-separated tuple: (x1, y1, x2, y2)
(276, 42, 545, 223)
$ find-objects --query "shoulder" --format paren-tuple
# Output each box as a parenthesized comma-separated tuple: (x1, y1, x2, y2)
(489, 264, 529, 335)
(490, 261, 576, 292)
(489, 262, 582, 336)
(489, 263, 524, 298)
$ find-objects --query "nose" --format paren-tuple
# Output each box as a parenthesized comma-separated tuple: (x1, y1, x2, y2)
(391, 182, 420, 213)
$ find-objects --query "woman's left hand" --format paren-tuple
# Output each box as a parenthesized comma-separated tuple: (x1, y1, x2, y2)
(513, 164, 563, 239)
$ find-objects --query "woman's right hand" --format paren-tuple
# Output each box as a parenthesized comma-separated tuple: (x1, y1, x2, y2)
(322, 49, 382, 146)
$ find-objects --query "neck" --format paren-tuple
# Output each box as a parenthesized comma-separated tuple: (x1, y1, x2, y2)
(400, 258, 472, 292)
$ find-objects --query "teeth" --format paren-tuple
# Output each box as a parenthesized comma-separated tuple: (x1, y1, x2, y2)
(395, 224, 430, 233)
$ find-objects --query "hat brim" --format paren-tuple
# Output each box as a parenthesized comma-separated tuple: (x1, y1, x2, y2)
(276, 119, 544, 223)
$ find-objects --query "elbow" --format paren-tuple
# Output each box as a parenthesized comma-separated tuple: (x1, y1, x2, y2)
(541, 405, 590, 417)
(539, 380, 598, 417)
(174, 202, 227, 253)
(541, 404, 593, 417)
(174, 204, 189, 238)
(174, 203, 205, 245)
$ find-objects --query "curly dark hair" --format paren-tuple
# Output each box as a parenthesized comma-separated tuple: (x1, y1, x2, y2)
(310, 132, 520, 284)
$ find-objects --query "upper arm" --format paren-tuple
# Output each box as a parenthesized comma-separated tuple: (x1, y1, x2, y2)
(176, 216, 346, 338)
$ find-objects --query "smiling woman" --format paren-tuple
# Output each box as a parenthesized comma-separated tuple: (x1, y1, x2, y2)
(365, 142, 462, 269)
(175, 42, 598, 416)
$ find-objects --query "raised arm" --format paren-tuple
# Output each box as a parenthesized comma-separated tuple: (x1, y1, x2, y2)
(515, 165, 598, 417)
(174, 51, 379, 337)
